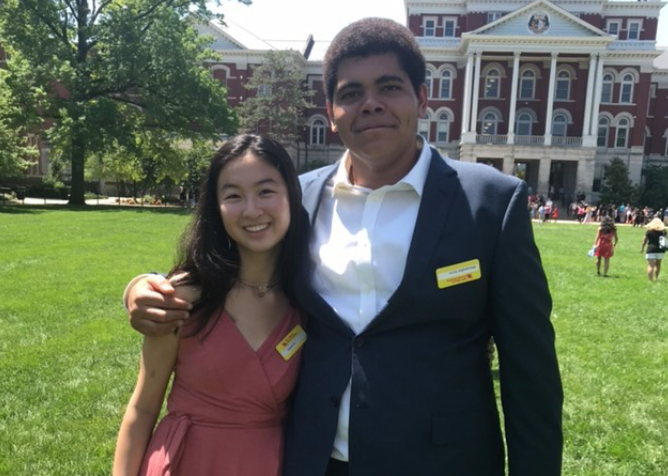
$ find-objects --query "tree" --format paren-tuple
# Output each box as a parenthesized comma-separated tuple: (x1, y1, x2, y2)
(85, 132, 216, 199)
(237, 50, 314, 143)
(0, 0, 246, 205)
(0, 67, 39, 179)
(638, 165, 668, 209)
(599, 156, 637, 206)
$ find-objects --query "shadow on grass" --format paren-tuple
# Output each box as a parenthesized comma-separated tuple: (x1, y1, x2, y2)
(0, 203, 193, 216)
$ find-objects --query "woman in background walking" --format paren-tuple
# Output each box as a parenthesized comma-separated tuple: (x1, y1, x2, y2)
(593, 216, 618, 277)
(641, 216, 667, 282)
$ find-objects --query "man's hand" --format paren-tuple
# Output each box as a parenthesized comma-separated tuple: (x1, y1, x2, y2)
(127, 274, 193, 336)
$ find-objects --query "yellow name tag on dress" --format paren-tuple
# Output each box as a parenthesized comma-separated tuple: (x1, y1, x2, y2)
(436, 259, 482, 289)
(276, 325, 307, 361)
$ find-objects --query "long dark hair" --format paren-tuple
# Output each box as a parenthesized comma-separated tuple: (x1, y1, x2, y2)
(170, 134, 307, 337)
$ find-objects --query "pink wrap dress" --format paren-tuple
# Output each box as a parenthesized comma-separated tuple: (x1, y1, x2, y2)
(138, 306, 303, 476)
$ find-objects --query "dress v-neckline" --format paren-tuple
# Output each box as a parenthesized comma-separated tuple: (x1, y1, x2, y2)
(224, 307, 292, 355)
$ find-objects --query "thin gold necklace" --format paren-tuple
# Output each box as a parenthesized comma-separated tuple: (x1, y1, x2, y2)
(236, 277, 280, 298)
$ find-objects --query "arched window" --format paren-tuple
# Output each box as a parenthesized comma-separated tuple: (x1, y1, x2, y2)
(440, 70, 452, 99)
(519, 69, 535, 100)
(555, 70, 570, 101)
(597, 117, 610, 147)
(615, 117, 630, 148)
(601, 73, 614, 103)
(425, 70, 433, 99)
(418, 112, 431, 140)
(619, 73, 634, 104)
(437, 112, 451, 143)
(516, 112, 534, 136)
(310, 119, 326, 145)
(552, 113, 568, 137)
(481, 111, 499, 135)
(484, 68, 500, 99)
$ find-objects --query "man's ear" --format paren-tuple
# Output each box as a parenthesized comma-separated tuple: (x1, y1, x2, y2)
(326, 101, 338, 133)
(417, 84, 428, 119)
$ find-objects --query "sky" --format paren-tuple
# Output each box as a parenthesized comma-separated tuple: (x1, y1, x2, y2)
(214, 0, 668, 51)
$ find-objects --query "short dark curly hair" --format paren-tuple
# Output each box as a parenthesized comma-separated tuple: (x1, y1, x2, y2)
(322, 17, 426, 103)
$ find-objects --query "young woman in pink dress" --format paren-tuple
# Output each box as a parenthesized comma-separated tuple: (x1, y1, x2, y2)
(593, 216, 618, 277)
(113, 134, 309, 476)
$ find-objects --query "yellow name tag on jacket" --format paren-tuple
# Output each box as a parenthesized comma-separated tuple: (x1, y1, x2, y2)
(436, 259, 482, 289)
(276, 325, 307, 361)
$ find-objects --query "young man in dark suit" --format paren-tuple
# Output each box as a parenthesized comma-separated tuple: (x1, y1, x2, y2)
(125, 18, 562, 476)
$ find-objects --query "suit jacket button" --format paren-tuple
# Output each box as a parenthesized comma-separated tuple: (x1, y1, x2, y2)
(354, 337, 364, 348)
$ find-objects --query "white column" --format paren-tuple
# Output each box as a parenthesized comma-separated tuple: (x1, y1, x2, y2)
(507, 52, 521, 145)
(543, 53, 558, 147)
(582, 53, 597, 143)
(461, 52, 474, 135)
(538, 158, 552, 197)
(470, 51, 482, 134)
(589, 54, 605, 136)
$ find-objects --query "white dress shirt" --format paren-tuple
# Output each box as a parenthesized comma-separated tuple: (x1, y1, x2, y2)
(310, 136, 432, 461)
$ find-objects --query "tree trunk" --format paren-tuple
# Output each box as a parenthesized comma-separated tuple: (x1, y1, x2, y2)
(68, 127, 86, 205)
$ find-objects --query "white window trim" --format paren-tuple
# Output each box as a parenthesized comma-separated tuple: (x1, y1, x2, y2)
(619, 74, 634, 104)
(437, 65, 457, 99)
(487, 12, 502, 24)
(425, 67, 436, 99)
(418, 110, 432, 141)
(516, 112, 534, 136)
(423, 16, 437, 37)
(211, 64, 232, 83)
(442, 16, 458, 38)
(483, 67, 503, 99)
(597, 117, 610, 148)
(601, 72, 615, 104)
(606, 19, 621, 37)
(555, 70, 571, 101)
(435, 107, 454, 144)
(626, 20, 642, 41)
(614, 118, 630, 149)
(308, 115, 329, 146)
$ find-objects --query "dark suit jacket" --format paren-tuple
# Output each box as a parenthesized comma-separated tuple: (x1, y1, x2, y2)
(283, 147, 563, 476)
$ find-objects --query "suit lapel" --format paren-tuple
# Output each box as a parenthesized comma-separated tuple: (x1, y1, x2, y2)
(296, 163, 355, 336)
(300, 163, 338, 225)
(366, 149, 460, 332)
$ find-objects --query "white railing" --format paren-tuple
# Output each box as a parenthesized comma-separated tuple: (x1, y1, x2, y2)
(476, 134, 508, 145)
(551, 137, 583, 147)
(608, 40, 656, 51)
(514, 135, 545, 146)
(416, 37, 460, 49)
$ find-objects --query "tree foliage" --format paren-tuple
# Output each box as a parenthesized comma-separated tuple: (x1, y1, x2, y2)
(0, 69, 39, 178)
(237, 50, 313, 143)
(599, 157, 637, 206)
(0, 0, 246, 204)
(85, 133, 216, 198)
(638, 165, 668, 209)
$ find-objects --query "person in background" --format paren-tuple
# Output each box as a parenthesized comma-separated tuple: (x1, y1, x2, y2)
(641, 216, 667, 282)
(593, 216, 618, 277)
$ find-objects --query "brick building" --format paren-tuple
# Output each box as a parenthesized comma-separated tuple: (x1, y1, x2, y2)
(204, 0, 668, 202)
(4, 0, 668, 203)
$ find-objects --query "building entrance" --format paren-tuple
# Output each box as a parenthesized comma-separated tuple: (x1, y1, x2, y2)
(514, 160, 539, 196)
(549, 161, 578, 209)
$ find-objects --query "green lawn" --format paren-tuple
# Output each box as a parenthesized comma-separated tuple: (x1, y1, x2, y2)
(0, 206, 666, 476)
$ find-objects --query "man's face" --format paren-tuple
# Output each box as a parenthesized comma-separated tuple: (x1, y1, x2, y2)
(326, 53, 427, 173)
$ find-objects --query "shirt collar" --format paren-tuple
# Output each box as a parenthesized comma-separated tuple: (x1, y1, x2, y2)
(331, 134, 431, 197)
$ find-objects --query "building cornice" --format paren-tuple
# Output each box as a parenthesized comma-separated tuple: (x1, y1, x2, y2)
(461, 34, 612, 54)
